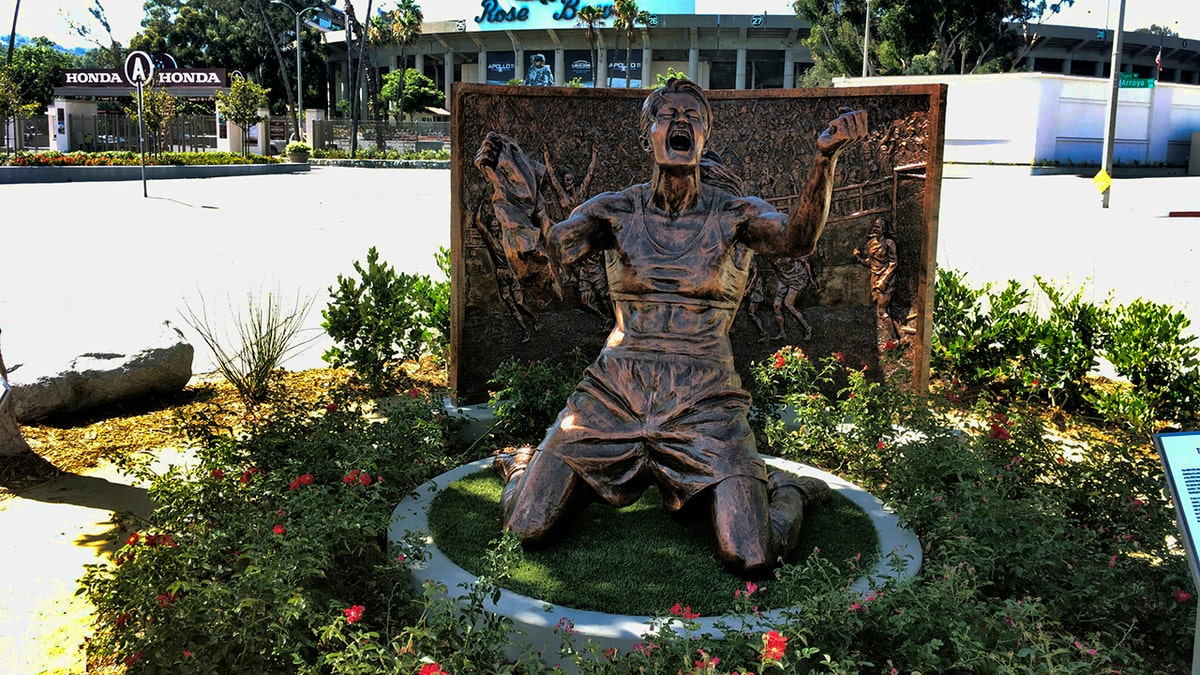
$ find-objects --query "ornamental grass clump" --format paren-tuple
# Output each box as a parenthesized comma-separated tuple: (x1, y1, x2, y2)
(181, 290, 316, 408)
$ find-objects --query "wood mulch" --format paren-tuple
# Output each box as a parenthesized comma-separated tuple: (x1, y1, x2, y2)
(0, 363, 447, 503)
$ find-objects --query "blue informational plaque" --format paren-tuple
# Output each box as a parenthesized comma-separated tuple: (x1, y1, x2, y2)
(1156, 431, 1200, 675)
(1156, 431, 1200, 583)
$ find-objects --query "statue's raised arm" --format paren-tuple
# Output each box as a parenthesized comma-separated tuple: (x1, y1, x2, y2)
(739, 109, 869, 257)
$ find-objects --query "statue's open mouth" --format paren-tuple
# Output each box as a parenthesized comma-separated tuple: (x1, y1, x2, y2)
(668, 128, 693, 152)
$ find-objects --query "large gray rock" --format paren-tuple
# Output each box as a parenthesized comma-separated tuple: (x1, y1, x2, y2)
(8, 323, 194, 423)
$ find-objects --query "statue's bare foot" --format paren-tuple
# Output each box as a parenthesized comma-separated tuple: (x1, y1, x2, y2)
(768, 471, 830, 509)
(803, 326, 813, 341)
(493, 446, 534, 483)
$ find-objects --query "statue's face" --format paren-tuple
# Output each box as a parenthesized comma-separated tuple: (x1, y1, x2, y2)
(872, 218, 885, 236)
(648, 90, 707, 169)
(563, 173, 576, 190)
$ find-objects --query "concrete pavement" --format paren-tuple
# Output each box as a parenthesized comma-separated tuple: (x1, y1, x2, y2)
(2, 167, 450, 378)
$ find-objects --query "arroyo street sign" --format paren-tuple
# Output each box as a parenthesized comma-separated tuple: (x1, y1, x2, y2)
(1118, 73, 1156, 89)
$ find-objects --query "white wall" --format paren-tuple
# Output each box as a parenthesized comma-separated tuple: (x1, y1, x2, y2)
(836, 73, 1200, 166)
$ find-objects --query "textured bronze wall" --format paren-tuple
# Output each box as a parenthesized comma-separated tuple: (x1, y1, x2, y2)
(450, 84, 946, 404)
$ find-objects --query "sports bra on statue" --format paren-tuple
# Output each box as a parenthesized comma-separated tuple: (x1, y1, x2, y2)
(605, 184, 754, 311)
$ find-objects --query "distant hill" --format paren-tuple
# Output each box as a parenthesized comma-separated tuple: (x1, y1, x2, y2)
(0, 32, 88, 58)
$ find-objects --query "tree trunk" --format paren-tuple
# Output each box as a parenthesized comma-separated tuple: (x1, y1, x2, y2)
(6, 0, 19, 67)
(625, 35, 632, 88)
(346, 0, 374, 159)
(0, 329, 31, 458)
(254, 0, 299, 142)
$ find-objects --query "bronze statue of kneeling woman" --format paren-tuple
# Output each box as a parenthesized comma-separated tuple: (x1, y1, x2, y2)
(476, 79, 868, 579)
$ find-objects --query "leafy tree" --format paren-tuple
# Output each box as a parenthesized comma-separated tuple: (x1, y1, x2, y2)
(575, 5, 606, 86)
(371, 0, 422, 120)
(794, 0, 867, 78)
(216, 75, 269, 156)
(0, 66, 38, 154)
(612, 0, 650, 88)
(1134, 24, 1179, 38)
(63, 0, 124, 69)
(132, 0, 327, 115)
(380, 68, 443, 120)
(6, 37, 75, 107)
(795, 0, 1074, 76)
(124, 80, 177, 155)
(653, 66, 689, 86)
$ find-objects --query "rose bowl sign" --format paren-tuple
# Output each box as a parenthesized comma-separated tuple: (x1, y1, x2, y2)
(471, 0, 694, 31)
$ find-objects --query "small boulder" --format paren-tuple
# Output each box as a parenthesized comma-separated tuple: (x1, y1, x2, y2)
(9, 323, 194, 422)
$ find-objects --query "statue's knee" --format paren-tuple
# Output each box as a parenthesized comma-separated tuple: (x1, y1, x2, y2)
(718, 545, 775, 580)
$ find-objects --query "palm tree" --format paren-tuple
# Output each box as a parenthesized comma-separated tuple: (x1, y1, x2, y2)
(386, 0, 423, 120)
(576, 5, 605, 87)
(612, 0, 650, 88)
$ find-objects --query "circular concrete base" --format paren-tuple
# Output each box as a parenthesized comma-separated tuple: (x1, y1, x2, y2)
(389, 456, 921, 659)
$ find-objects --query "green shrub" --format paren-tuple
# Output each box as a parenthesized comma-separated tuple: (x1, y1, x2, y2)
(931, 268, 1034, 388)
(285, 141, 311, 154)
(322, 247, 446, 392)
(1100, 298, 1200, 429)
(486, 349, 588, 443)
(310, 147, 449, 161)
(1021, 277, 1108, 410)
(80, 385, 463, 673)
(933, 268, 1200, 429)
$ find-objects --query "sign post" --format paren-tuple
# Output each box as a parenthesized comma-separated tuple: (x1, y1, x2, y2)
(124, 51, 155, 198)
(1154, 431, 1200, 675)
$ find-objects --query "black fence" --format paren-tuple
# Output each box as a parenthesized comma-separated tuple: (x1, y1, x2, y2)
(69, 114, 219, 153)
(312, 120, 450, 153)
(0, 115, 50, 153)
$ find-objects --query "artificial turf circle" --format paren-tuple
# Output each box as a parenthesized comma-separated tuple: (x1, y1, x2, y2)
(426, 467, 880, 616)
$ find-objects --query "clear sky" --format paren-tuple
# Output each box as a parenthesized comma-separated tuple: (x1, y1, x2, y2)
(2, 0, 1197, 51)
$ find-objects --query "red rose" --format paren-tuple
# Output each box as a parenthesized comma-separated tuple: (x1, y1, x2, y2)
(761, 629, 788, 662)
(343, 604, 364, 624)
(210, 468, 225, 479)
(1176, 589, 1192, 603)
(773, 354, 786, 369)
(359, 472, 372, 486)
(419, 663, 446, 675)
(273, 524, 286, 535)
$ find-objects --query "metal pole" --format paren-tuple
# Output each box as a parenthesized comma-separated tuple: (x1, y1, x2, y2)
(1100, 0, 1126, 209)
(862, 0, 871, 77)
(295, 10, 303, 141)
(137, 81, 147, 198)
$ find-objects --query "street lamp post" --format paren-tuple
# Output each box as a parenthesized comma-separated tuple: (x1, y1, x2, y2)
(272, 0, 319, 141)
